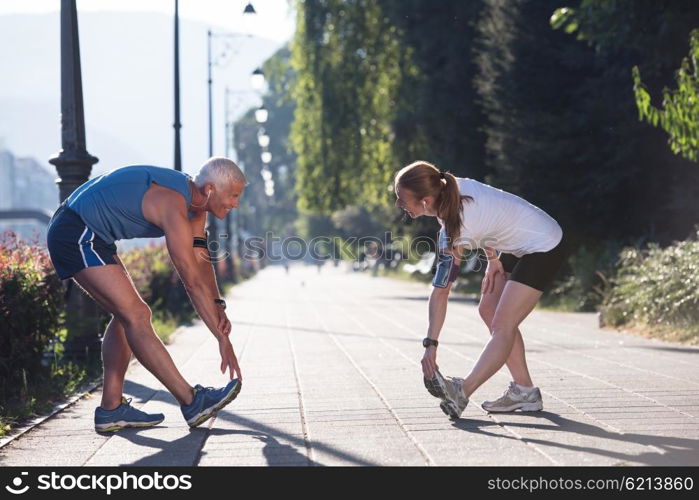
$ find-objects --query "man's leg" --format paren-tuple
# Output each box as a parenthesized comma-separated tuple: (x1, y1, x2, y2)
(463, 280, 543, 398)
(73, 262, 194, 406)
(101, 316, 131, 410)
(478, 272, 534, 387)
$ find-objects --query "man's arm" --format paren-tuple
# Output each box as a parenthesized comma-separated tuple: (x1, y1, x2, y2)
(159, 203, 225, 341)
(190, 211, 222, 302)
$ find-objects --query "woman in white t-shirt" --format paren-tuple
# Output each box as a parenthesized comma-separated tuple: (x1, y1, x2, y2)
(394, 160, 566, 420)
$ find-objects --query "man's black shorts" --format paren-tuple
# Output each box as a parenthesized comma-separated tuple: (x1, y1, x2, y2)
(498, 234, 567, 292)
(46, 203, 118, 280)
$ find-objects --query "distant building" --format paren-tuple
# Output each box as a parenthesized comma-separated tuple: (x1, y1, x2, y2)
(0, 145, 59, 243)
(13, 156, 59, 211)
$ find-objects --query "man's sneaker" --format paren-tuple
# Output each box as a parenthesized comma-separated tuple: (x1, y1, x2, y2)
(181, 379, 241, 428)
(94, 397, 164, 433)
(424, 370, 469, 420)
(481, 381, 543, 413)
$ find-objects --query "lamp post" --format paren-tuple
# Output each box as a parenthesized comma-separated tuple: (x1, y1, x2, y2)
(49, 0, 100, 357)
(207, 27, 256, 270)
(49, 0, 98, 202)
(223, 77, 265, 278)
(224, 86, 236, 281)
(173, 0, 182, 171)
(206, 2, 258, 276)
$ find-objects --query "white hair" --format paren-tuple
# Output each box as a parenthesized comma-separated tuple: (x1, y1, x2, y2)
(194, 157, 247, 189)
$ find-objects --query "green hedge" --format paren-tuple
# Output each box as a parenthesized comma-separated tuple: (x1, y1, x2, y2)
(0, 233, 66, 402)
(600, 230, 699, 343)
(0, 236, 245, 434)
(120, 243, 194, 339)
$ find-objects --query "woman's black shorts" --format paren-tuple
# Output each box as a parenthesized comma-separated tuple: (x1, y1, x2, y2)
(498, 234, 567, 292)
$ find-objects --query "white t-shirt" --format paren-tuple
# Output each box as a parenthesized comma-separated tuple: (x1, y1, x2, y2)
(439, 177, 562, 258)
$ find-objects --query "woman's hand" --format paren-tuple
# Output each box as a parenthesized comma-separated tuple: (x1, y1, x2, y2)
(421, 346, 438, 379)
(481, 258, 505, 294)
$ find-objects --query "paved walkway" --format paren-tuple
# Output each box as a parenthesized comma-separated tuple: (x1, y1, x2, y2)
(1, 265, 698, 466)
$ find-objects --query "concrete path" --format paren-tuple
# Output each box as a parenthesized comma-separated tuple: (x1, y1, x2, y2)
(2, 264, 698, 466)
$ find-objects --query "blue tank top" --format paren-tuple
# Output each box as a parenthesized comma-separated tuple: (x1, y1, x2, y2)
(65, 165, 194, 244)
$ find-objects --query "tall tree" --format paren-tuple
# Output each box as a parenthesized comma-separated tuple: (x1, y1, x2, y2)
(476, 0, 699, 245)
(234, 47, 297, 236)
(290, 0, 403, 213)
(382, 0, 487, 180)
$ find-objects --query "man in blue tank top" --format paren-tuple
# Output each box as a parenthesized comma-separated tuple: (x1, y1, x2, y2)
(47, 157, 245, 432)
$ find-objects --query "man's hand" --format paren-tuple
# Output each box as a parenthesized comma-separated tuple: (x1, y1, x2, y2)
(218, 336, 242, 381)
(481, 258, 505, 294)
(217, 308, 231, 337)
(421, 346, 438, 379)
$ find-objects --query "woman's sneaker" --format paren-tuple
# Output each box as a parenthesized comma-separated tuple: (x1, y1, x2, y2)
(424, 370, 469, 420)
(94, 397, 165, 433)
(481, 381, 543, 413)
(180, 379, 241, 428)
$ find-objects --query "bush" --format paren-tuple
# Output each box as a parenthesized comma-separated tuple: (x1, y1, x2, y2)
(0, 232, 65, 402)
(542, 242, 622, 311)
(600, 230, 699, 342)
(119, 243, 195, 341)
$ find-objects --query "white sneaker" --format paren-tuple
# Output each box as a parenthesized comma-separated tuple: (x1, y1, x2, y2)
(481, 381, 543, 413)
(424, 370, 469, 420)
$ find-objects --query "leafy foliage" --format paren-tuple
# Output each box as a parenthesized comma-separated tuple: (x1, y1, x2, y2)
(600, 229, 699, 342)
(290, 0, 405, 212)
(633, 29, 699, 162)
(0, 232, 65, 400)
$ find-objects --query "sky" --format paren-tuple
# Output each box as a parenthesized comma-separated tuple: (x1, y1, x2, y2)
(0, 0, 296, 43)
(0, 0, 297, 182)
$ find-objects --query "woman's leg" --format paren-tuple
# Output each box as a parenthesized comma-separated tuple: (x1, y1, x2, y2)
(463, 280, 542, 398)
(478, 273, 534, 388)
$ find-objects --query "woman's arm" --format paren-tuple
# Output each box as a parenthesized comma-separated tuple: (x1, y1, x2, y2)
(422, 244, 463, 378)
(481, 246, 505, 294)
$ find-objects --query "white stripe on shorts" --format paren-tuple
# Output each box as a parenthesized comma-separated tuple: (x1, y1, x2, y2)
(88, 230, 106, 265)
(78, 226, 89, 267)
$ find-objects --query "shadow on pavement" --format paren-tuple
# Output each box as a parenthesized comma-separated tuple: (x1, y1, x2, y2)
(451, 411, 699, 466)
(119, 381, 375, 466)
(633, 345, 699, 355)
(377, 295, 479, 304)
(114, 428, 321, 467)
(215, 411, 379, 466)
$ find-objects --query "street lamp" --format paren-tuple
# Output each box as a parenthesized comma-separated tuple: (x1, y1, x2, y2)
(250, 67, 265, 90)
(261, 166, 274, 198)
(206, 3, 256, 269)
(255, 105, 268, 123)
(257, 130, 270, 148)
(49, 0, 100, 357)
(50, 0, 98, 202)
(173, 0, 182, 171)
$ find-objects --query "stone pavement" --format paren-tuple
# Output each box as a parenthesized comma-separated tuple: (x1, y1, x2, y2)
(1, 264, 698, 466)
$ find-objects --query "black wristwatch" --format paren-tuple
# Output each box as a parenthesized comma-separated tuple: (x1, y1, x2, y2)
(214, 298, 226, 310)
(422, 337, 439, 348)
